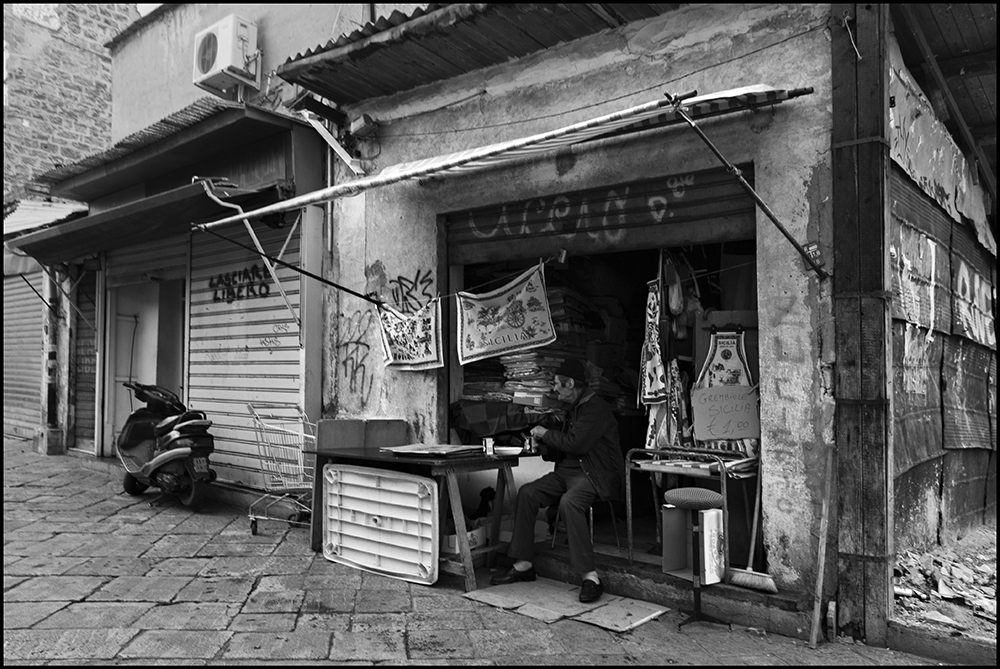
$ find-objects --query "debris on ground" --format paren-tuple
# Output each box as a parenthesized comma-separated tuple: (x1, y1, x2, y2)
(892, 523, 996, 641)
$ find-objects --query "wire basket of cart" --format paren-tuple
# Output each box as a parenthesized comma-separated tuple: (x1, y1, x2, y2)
(247, 403, 316, 535)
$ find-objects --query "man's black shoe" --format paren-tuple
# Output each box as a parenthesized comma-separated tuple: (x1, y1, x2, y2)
(579, 578, 603, 603)
(490, 566, 536, 585)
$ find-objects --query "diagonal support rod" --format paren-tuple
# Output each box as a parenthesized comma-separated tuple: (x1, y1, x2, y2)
(199, 181, 301, 328)
(664, 91, 830, 281)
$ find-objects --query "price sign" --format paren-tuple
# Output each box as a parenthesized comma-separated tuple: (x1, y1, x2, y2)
(691, 385, 760, 441)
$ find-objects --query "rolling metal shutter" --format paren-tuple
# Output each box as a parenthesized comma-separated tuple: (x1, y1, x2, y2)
(72, 271, 99, 451)
(105, 235, 189, 288)
(188, 222, 303, 488)
(445, 164, 755, 264)
(3, 272, 45, 438)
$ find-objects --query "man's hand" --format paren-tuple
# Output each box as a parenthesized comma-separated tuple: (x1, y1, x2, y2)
(530, 425, 548, 441)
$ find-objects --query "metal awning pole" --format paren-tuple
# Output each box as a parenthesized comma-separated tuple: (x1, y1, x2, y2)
(39, 265, 95, 331)
(664, 91, 830, 281)
(20, 273, 60, 319)
(199, 182, 301, 328)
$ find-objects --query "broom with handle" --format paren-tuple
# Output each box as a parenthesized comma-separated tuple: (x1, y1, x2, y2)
(728, 467, 777, 593)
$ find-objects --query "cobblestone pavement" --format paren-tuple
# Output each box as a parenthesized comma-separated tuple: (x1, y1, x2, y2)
(4, 437, 944, 665)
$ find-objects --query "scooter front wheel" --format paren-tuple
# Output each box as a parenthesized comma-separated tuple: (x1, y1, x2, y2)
(123, 472, 149, 496)
(179, 480, 204, 508)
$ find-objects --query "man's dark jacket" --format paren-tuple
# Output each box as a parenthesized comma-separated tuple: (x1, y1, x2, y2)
(540, 389, 624, 501)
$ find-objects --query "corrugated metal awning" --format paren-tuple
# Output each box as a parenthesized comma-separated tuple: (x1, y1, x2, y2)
(31, 98, 305, 203)
(6, 181, 282, 265)
(279, 4, 684, 106)
(3, 200, 87, 239)
(199, 85, 812, 230)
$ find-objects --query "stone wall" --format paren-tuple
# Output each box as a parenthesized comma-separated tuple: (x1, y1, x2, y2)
(3, 3, 137, 202)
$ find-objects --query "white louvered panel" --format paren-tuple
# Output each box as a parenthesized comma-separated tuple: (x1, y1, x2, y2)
(3, 272, 45, 438)
(105, 234, 189, 288)
(188, 221, 303, 488)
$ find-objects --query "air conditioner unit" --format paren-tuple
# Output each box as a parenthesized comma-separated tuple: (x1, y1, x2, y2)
(192, 14, 260, 97)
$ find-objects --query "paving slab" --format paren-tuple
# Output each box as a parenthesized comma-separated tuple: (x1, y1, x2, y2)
(468, 628, 563, 659)
(64, 556, 159, 577)
(132, 602, 240, 629)
(4, 556, 90, 576)
(407, 629, 475, 660)
(33, 602, 156, 629)
(4, 628, 140, 661)
(195, 539, 278, 557)
(301, 588, 356, 614)
(144, 557, 212, 577)
(87, 577, 187, 603)
(328, 629, 408, 662)
(242, 589, 306, 613)
(223, 631, 334, 660)
(407, 609, 488, 631)
(354, 587, 414, 613)
(3, 601, 70, 629)
(197, 556, 311, 578)
(4, 575, 107, 601)
(295, 612, 352, 632)
(118, 630, 232, 659)
(173, 576, 255, 603)
(228, 612, 298, 632)
(141, 535, 212, 559)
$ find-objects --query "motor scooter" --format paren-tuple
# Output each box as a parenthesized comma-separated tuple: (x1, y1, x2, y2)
(116, 381, 217, 507)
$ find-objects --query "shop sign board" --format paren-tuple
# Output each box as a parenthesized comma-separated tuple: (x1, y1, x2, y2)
(691, 385, 760, 441)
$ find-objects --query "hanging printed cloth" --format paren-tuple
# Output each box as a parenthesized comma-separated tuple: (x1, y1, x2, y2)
(694, 329, 759, 457)
(456, 261, 556, 366)
(376, 299, 444, 371)
(638, 278, 669, 405)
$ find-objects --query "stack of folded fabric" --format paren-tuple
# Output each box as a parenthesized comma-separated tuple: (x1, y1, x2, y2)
(460, 358, 512, 402)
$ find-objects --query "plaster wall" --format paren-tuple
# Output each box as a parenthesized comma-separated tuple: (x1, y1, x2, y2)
(327, 3, 836, 587)
(107, 3, 370, 141)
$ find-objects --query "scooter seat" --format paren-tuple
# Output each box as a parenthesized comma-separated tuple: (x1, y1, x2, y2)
(154, 411, 207, 438)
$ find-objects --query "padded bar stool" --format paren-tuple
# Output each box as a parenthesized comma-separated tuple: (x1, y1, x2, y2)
(662, 487, 727, 630)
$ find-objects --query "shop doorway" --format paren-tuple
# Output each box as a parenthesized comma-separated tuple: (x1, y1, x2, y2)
(452, 240, 759, 561)
(103, 279, 185, 456)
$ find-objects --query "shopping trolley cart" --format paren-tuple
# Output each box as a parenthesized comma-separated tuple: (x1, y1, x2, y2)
(247, 404, 316, 535)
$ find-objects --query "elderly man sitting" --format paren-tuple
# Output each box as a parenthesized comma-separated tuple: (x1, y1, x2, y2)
(491, 357, 624, 603)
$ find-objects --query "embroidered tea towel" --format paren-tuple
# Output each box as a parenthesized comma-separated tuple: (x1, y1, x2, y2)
(376, 299, 444, 370)
(457, 262, 556, 365)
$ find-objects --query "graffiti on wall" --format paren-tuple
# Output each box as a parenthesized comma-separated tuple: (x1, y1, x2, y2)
(209, 264, 271, 304)
(389, 268, 435, 315)
(337, 309, 375, 405)
(461, 175, 696, 243)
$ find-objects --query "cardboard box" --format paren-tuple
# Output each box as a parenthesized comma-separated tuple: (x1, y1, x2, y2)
(441, 525, 487, 555)
(661, 505, 725, 585)
(511, 392, 563, 408)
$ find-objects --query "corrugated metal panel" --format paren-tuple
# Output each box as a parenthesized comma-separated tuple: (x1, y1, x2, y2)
(444, 164, 755, 264)
(889, 166, 953, 332)
(942, 336, 994, 451)
(188, 222, 303, 488)
(3, 272, 45, 438)
(73, 271, 99, 449)
(106, 235, 190, 288)
(891, 321, 944, 475)
(950, 217, 996, 349)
